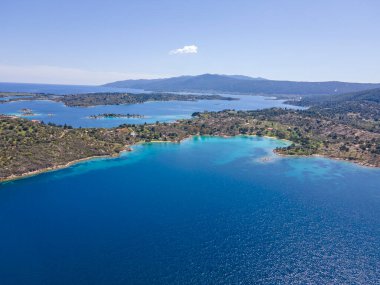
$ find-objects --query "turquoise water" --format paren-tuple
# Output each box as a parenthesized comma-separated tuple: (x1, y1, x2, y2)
(1, 136, 380, 284)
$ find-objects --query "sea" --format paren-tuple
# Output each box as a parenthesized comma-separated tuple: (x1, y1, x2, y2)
(1, 83, 380, 284)
(0, 82, 299, 127)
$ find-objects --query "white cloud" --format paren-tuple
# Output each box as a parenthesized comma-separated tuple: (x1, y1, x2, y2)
(169, 45, 198, 55)
(0, 64, 160, 85)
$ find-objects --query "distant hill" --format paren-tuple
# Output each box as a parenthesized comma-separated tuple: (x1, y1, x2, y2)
(298, 88, 380, 132)
(224, 75, 268, 81)
(103, 74, 380, 95)
(300, 87, 380, 105)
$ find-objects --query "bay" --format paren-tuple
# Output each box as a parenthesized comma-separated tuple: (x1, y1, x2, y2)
(1, 136, 379, 284)
(0, 82, 299, 127)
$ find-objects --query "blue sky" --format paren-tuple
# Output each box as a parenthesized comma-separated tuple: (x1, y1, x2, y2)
(1, 0, 379, 84)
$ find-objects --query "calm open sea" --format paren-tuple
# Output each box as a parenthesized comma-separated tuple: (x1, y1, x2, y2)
(0, 82, 144, 94)
(1, 136, 380, 284)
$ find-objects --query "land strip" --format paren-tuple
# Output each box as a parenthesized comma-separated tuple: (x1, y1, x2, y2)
(1, 107, 379, 182)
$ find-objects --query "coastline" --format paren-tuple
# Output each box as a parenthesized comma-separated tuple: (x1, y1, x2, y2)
(0, 139, 176, 184)
(1, 134, 378, 184)
(0, 155, 115, 184)
(204, 134, 378, 168)
(274, 151, 378, 169)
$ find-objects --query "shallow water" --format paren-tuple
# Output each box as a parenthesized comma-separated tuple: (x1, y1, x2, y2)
(1, 136, 379, 284)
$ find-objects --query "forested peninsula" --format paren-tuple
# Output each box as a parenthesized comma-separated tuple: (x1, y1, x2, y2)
(1, 88, 379, 181)
(0, 92, 237, 107)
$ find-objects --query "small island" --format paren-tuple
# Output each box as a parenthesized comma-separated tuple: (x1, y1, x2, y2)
(20, 108, 36, 116)
(89, 113, 145, 119)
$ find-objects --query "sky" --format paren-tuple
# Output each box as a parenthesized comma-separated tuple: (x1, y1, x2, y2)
(1, 0, 379, 84)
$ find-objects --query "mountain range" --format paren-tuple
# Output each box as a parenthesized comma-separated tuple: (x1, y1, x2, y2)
(103, 74, 380, 95)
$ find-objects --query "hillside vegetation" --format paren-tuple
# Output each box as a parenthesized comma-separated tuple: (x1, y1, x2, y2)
(1, 87, 379, 181)
(291, 88, 380, 132)
(54, 92, 237, 107)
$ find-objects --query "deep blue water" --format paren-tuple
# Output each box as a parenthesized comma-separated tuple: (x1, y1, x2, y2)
(1, 136, 380, 284)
